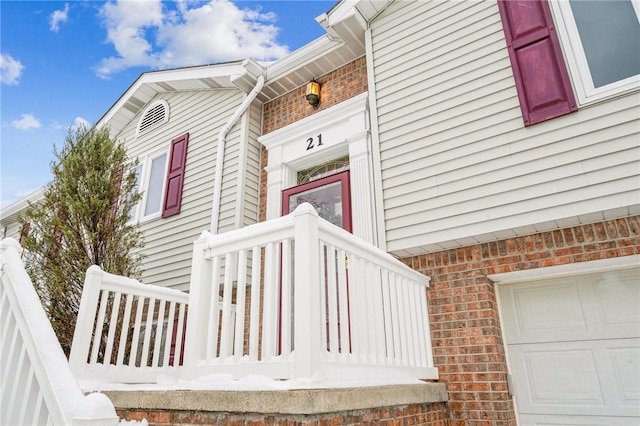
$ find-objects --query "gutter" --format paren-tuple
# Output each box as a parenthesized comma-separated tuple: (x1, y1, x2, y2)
(209, 73, 265, 234)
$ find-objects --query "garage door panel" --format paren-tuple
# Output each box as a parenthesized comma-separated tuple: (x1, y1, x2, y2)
(503, 280, 587, 343)
(593, 271, 640, 328)
(519, 413, 640, 425)
(610, 346, 640, 404)
(510, 338, 640, 418)
(510, 342, 604, 414)
(500, 269, 640, 344)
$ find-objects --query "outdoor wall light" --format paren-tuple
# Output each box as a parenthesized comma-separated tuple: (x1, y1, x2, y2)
(306, 80, 320, 108)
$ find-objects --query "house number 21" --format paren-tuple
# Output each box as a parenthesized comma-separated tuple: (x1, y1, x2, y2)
(306, 134, 323, 151)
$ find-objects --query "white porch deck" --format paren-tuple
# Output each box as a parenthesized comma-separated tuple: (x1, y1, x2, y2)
(70, 203, 437, 385)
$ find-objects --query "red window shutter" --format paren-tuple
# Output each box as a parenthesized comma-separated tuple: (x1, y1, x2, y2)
(19, 223, 30, 245)
(162, 132, 189, 218)
(497, 0, 577, 126)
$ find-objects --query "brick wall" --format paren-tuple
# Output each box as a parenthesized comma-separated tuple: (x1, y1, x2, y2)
(117, 402, 448, 425)
(259, 56, 368, 223)
(401, 216, 640, 425)
(262, 56, 368, 135)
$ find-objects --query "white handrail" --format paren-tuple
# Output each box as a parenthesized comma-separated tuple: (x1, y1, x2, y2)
(182, 203, 438, 382)
(67, 203, 437, 385)
(0, 238, 118, 425)
(69, 265, 189, 383)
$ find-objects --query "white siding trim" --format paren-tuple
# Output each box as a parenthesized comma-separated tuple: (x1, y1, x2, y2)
(365, 27, 385, 250)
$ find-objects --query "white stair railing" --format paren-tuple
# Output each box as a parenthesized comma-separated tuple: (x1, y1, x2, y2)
(182, 203, 438, 381)
(69, 265, 189, 384)
(66, 203, 438, 385)
(0, 238, 118, 426)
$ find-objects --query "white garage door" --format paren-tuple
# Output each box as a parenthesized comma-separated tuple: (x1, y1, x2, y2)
(499, 267, 640, 425)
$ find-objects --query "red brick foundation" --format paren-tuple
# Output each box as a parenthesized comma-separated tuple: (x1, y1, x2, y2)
(402, 215, 640, 424)
(116, 402, 448, 426)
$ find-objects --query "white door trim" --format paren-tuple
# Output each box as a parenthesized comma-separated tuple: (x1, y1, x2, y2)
(259, 93, 378, 245)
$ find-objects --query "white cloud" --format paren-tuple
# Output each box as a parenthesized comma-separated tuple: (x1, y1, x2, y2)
(50, 120, 65, 131)
(95, 0, 289, 78)
(12, 114, 41, 130)
(50, 3, 70, 33)
(0, 53, 25, 85)
(72, 117, 91, 131)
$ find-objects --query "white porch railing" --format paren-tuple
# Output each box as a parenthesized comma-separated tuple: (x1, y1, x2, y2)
(0, 238, 118, 426)
(68, 203, 437, 384)
(69, 265, 189, 383)
(182, 203, 437, 381)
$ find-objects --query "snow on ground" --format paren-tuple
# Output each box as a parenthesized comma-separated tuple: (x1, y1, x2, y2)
(80, 371, 424, 393)
(89, 371, 424, 425)
(119, 420, 148, 426)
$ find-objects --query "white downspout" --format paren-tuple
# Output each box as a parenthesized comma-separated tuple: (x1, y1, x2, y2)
(210, 74, 265, 233)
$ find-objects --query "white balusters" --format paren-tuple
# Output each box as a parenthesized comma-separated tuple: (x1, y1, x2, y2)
(69, 264, 189, 383)
(69, 202, 437, 385)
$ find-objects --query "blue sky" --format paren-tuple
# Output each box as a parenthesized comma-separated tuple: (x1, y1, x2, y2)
(0, 0, 335, 209)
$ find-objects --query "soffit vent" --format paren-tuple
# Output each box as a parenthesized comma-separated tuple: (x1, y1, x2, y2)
(137, 100, 169, 136)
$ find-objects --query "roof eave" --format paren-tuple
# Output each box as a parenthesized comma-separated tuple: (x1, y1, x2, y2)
(97, 59, 266, 137)
(0, 188, 44, 226)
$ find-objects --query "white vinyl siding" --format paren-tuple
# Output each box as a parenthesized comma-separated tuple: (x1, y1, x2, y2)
(370, 0, 640, 255)
(118, 89, 246, 291)
(240, 101, 262, 228)
(217, 100, 261, 233)
(2, 222, 23, 241)
(218, 124, 242, 233)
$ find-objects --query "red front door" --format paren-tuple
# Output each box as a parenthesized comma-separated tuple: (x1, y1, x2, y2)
(280, 170, 352, 353)
(281, 170, 352, 232)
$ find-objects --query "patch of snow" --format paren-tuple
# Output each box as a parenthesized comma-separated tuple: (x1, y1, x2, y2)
(79, 370, 424, 393)
(119, 419, 148, 426)
(74, 392, 120, 420)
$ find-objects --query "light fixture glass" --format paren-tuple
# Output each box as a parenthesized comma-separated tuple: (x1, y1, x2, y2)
(306, 80, 320, 107)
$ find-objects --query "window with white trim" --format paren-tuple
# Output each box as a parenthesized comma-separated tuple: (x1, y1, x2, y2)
(130, 151, 168, 222)
(551, 0, 640, 105)
(129, 132, 189, 222)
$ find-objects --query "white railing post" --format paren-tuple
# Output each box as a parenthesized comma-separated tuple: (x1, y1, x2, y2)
(69, 265, 103, 377)
(292, 203, 324, 378)
(0, 238, 118, 426)
(182, 232, 213, 381)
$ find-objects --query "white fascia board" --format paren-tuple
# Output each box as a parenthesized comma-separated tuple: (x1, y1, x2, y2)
(324, 0, 392, 25)
(0, 188, 44, 225)
(265, 35, 344, 83)
(236, 58, 266, 81)
(137, 62, 248, 84)
(325, 0, 360, 23)
(97, 61, 261, 129)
